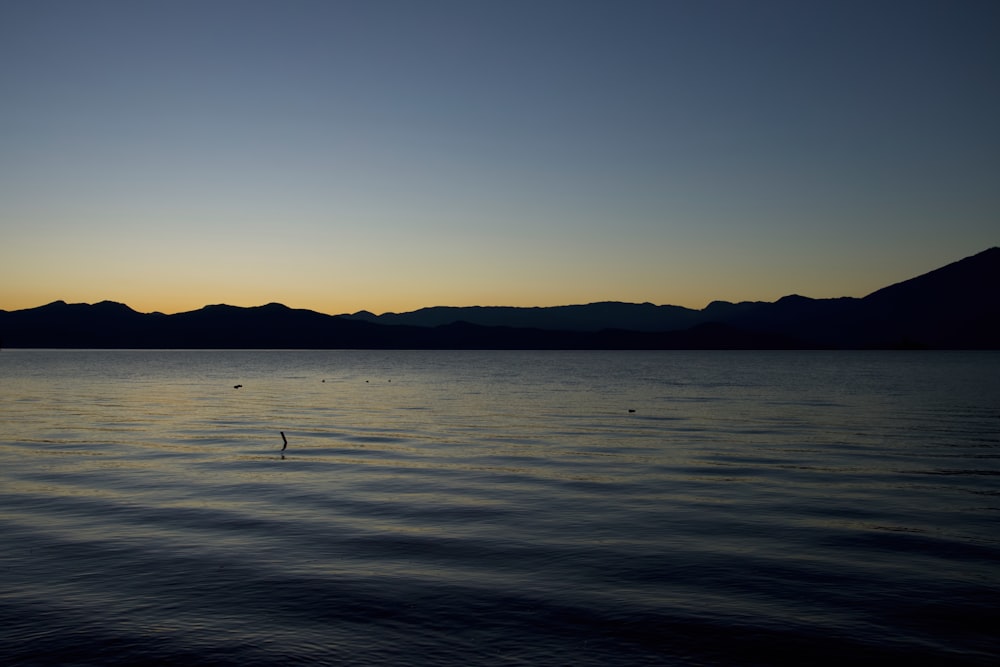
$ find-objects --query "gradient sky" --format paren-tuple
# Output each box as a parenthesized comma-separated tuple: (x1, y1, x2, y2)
(2, 0, 997, 315)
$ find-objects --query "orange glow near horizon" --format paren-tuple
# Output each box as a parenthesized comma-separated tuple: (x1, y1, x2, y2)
(0, 245, 965, 317)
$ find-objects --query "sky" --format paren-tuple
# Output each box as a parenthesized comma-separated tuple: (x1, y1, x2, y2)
(1, 0, 997, 315)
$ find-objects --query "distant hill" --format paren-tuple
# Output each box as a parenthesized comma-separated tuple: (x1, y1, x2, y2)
(1, 248, 997, 349)
(344, 301, 706, 332)
(344, 248, 1000, 348)
(722, 247, 1000, 348)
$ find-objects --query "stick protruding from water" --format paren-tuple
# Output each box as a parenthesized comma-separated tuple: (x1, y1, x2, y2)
(280, 431, 288, 452)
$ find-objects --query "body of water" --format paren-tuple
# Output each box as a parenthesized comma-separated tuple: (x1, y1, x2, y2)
(1, 349, 998, 665)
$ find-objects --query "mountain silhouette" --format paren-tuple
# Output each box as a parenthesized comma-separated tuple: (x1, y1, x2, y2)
(344, 301, 704, 332)
(1, 248, 997, 349)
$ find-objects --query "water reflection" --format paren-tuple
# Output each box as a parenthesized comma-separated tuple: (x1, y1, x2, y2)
(0, 350, 997, 666)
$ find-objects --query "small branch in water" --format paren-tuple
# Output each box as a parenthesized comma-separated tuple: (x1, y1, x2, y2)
(280, 431, 288, 452)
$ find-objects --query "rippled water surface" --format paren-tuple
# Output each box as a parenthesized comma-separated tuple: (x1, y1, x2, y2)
(1, 349, 998, 665)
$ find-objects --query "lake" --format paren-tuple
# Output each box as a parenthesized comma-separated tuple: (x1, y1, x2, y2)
(1, 349, 998, 665)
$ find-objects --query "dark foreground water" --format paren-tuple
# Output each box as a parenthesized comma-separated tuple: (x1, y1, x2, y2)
(1, 350, 997, 666)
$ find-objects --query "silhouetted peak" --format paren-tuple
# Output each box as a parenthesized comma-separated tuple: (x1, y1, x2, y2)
(701, 300, 767, 318)
(580, 301, 661, 310)
(864, 247, 1000, 305)
(33, 300, 137, 314)
(776, 294, 813, 304)
(256, 302, 290, 312)
(93, 300, 137, 313)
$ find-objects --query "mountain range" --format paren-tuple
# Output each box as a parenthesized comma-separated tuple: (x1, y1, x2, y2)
(2, 248, 998, 349)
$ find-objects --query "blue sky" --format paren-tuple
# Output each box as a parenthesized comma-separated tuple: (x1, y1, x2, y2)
(1, 0, 997, 314)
